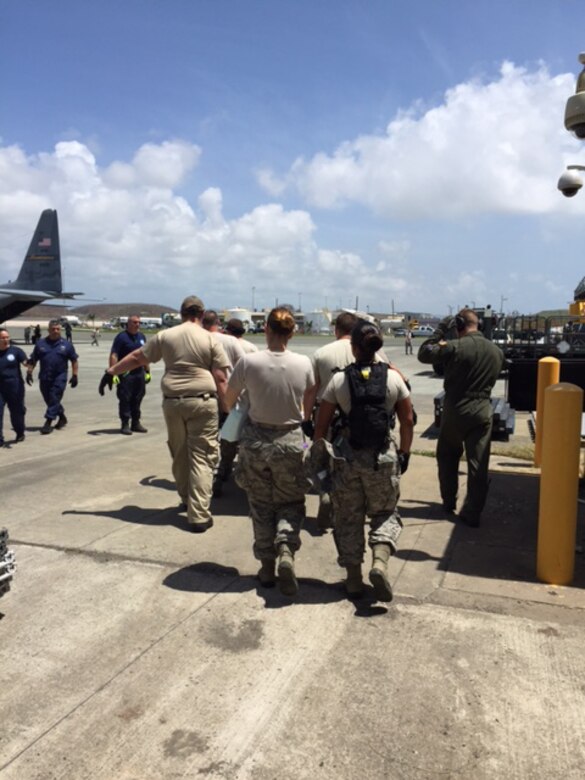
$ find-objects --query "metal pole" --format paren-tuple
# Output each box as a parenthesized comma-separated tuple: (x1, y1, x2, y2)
(534, 357, 560, 467)
(537, 383, 583, 585)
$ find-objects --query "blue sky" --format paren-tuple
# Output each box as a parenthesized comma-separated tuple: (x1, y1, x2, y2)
(2, 0, 585, 314)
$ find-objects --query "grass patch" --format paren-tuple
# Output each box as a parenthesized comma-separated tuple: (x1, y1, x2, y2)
(412, 443, 535, 461)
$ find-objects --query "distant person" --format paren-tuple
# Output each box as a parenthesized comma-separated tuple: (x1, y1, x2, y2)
(314, 321, 414, 601)
(224, 318, 258, 355)
(225, 307, 314, 597)
(213, 318, 259, 494)
(24, 326, 31, 345)
(201, 310, 246, 370)
(418, 309, 504, 527)
(202, 310, 246, 496)
(0, 329, 28, 445)
(404, 328, 413, 355)
(90, 328, 100, 347)
(64, 321, 73, 342)
(109, 315, 150, 435)
(27, 319, 79, 435)
(32, 324, 41, 345)
(101, 296, 229, 532)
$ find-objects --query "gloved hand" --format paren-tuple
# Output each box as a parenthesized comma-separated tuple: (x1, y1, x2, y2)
(69, 375, 78, 388)
(26, 373, 34, 386)
(301, 420, 315, 439)
(397, 450, 411, 474)
(144, 372, 151, 384)
(98, 371, 114, 396)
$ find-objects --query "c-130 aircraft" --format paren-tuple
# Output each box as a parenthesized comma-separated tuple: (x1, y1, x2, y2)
(0, 209, 81, 323)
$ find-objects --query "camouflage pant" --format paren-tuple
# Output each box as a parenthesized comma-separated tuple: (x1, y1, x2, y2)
(235, 422, 308, 561)
(331, 442, 402, 567)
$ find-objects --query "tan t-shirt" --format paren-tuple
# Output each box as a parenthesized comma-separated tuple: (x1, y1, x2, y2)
(211, 331, 246, 373)
(239, 338, 258, 354)
(312, 338, 389, 401)
(228, 348, 314, 425)
(322, 366, 410, 414)
(142, 321, 229, 397)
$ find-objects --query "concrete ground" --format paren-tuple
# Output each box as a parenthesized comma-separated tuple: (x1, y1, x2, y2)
(1, 331, 584, 779)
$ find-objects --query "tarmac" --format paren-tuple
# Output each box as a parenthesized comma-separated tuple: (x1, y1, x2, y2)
(1, 332, 584, 779)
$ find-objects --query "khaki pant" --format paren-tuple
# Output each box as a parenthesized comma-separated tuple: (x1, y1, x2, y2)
(163, 396, 219, 524)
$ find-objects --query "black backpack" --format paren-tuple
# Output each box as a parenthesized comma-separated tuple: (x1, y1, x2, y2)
(345, 362, 390, 452)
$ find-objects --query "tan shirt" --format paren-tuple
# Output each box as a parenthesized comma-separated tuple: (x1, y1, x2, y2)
(211, 331, 246, 373)
(141, 321, 229, 397)
(312, 338, 389, 401)
(228, 349, 314, 425)
(238, 338, 258, 354)
(322, 367, 410, 414)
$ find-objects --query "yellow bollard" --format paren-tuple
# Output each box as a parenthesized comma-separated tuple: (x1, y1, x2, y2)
(534, 356, 560, 467)
(537, 383, 583, 585)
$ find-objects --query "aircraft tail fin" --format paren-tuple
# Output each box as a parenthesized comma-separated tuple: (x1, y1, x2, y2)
(14, 209, 62, 293)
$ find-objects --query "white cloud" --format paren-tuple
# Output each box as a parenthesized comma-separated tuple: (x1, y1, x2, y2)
(259, 62, 580, 218)
(0, 138, 400, 309)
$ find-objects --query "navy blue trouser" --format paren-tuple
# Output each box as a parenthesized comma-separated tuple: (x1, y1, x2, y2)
(116, 373, 145, 423)
(40, 375, 67, 420)
(0, 381, 25, 441)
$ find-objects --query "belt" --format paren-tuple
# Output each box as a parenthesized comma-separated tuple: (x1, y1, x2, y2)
(250, 420, 301, 431)
(164, 393, 217, 400)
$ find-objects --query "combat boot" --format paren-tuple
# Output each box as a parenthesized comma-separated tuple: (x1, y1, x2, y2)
(40, 419, 53, 435)
(368, 544, 393, 603)
(120, 420, 132, 435)
(345, 564, 363, 598)
(131, 420, 148, 433)
(257, 559, 276, 588)
(55, 413, 68, 430)
(277, 544, 298, 597)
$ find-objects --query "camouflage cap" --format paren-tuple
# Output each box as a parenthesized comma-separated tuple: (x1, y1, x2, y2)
(180, 295, 205, 314)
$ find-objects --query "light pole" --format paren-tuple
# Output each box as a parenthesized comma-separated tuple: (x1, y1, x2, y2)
(252, 286, 256, 311)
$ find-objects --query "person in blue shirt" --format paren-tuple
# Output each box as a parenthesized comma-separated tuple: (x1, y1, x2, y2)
(109, 315, 150, 435)
(27, 320, 79, 435)
(0, 328, 28, 445)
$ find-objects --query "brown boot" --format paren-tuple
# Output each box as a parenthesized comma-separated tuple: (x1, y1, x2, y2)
(345, 564, 363, 598)
(277, 544, 298, 597)
(368, 544, 393, 603)
(257, 560, 276, 588)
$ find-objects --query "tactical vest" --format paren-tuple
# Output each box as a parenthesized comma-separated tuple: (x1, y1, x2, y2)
(345, 362, 390, 452)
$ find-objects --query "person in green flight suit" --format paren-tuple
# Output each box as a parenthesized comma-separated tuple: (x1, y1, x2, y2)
(418, 309, 504, 527)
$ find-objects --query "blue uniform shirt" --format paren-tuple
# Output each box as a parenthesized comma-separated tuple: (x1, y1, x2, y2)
(0, 346, 27, 387)
(30, 337, 78, 381)
(111, 331, 147, 375)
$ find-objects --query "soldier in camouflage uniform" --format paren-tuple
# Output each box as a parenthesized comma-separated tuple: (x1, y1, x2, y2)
(314, 321, 414, 602)
(418, 308, 504, 527)
(225, 307, 314, 597)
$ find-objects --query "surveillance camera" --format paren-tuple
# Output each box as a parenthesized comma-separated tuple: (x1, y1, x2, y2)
(558, 169, 583, 197)
(564, 91, 585, 138)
